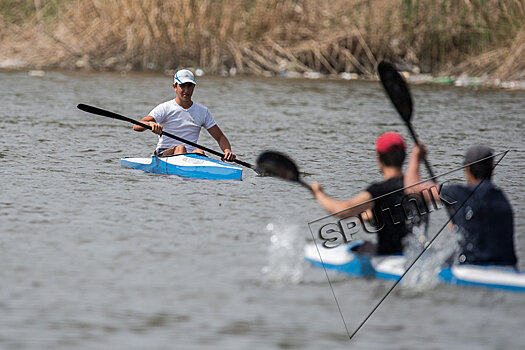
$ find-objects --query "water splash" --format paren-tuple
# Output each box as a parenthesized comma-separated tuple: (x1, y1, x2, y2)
(400, 224, 461, 290)
(261, 221, 304, 284)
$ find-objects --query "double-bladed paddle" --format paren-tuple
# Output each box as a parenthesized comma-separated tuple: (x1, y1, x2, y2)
(378, 62, 455, 220)
(256, 151, 312, 192)
(377, 62, 436, 179)
(77, 103, 255, 170)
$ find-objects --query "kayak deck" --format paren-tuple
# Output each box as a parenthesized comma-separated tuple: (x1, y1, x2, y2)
(304, 241, 525, 292)
(121, 154, 243, 180)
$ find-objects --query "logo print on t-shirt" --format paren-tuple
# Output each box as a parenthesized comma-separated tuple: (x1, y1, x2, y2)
(465, 206, 474, 220)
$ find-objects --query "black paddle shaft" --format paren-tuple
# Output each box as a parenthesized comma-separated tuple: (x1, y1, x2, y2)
(77, 104, 254, 169)
(377, 62, 458, 221)
(377, 62, 436, 180)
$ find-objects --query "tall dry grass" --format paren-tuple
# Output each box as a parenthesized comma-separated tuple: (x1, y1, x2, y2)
(1, 0, 524, 79)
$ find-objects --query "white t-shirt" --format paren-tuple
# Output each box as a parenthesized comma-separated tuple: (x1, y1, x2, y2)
(149, 100, 216, 152)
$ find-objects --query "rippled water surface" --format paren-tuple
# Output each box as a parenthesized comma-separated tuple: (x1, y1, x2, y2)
(1, 70, 524, 349)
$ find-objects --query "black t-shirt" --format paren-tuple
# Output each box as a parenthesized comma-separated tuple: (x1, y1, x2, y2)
(366, 176, 410, 255)
(441, 181, 516, 266)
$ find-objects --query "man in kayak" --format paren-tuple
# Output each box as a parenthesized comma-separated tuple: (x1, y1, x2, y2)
(133, 69, 236, 161)
(405, 143, 517, 266)
(310, 132, 422, 255)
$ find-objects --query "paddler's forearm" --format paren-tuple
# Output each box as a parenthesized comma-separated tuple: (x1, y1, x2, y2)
(405, 150, 423, 190)
(313, 191, 347, 214)
(405, 146, 438, 202)
(311, 187, 372, 218)
(133, 124, 146, 132)
(133, 116, 162, 134)
(217, 135, 232, 153)
(133, 116, 150, 131)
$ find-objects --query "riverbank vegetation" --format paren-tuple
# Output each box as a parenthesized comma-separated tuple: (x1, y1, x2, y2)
(1, 0, 524, 82)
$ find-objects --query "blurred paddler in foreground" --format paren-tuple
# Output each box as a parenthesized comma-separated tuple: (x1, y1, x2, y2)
(310, 132, 426, 255)
(405, 143, 517, 266)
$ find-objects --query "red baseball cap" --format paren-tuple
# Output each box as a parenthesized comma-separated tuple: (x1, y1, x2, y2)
(375, 132, 406, 153)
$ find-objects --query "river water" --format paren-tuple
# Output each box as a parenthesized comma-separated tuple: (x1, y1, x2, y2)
(1, 70, 524, 349)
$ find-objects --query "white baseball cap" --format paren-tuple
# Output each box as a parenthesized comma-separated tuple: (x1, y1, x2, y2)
(174, 69, 196, 85)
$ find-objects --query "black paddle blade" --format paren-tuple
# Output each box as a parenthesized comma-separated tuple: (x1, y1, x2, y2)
(77, 103, 108, 116)
(77, 103, 135, 124)
(256, 151, 300, 182)
(378, 62, 413, 123)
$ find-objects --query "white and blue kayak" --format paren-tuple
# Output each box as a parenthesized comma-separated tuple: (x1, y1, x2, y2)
(304, 241, 525, 292)
(121, 154, 243, 180)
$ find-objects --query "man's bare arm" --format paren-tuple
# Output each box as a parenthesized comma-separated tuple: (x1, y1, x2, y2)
(207, 125, 236, 161)
(310, 183, 374, 218)
(405, 143, 439, 202)
(133, 115, 162, 135)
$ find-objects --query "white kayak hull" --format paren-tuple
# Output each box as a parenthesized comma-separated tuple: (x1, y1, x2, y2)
(121, 154, 242, 180)
(304, 242, 525, 292)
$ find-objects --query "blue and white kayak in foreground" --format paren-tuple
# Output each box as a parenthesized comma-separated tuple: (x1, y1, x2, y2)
(304, 241, 525, 292)
(121, 154, 242, 180)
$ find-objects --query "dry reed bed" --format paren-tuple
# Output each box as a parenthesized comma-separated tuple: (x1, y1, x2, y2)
(1, 0, 524, 80)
